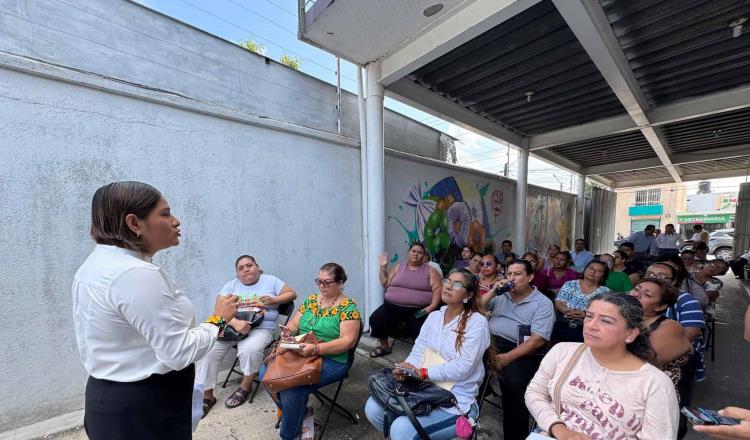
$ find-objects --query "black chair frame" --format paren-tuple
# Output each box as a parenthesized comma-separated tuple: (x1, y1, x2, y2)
(221, 301, 296, 394)
(311, 321, 364, 440)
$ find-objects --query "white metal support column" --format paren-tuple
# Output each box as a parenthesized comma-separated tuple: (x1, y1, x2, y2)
(515, 147, 529, 252)
(575, 174, 586, 241)
(364, 62, 385, 324)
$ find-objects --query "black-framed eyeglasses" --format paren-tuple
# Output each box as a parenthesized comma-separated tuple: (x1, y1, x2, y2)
(480, 261, 495, 267)
(314, 278, 337, 287)
(441, 278, 466, 290)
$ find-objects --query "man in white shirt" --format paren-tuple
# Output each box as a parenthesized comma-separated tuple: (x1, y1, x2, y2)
(655, 223, 684, 257)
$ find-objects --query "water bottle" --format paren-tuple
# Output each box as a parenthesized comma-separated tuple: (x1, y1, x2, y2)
(494, 281, 513, 295)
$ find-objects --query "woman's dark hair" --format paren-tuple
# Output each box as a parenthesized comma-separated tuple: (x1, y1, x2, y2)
(461, 245, 473, 257)
(90, 181, 162, 253)
(710, 259, 730, 275)
(613, 250, 628, 261)
(481, 253, 500, 265)
(654, 255, 686, 287)
(409, 241, 427, 254)
(557, 251, 573, 265)
(449, 269, 479, 353)
(235, 255, 257, 268)
(587, 292, 655, 362)
(319, 262, 347, 283)
(636, 277, 678, 308)
(694, 241, 708, 251)
(508, 259, 534, 275)
(584, 260, 609, 286)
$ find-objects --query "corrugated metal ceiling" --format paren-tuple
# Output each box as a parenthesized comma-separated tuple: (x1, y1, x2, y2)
(662, 107, 750, 154)
(601, 0, 750, 108)
(549, 131, 654, 167)
(677, 156, 750, 175)
(408, 0, 626, 136)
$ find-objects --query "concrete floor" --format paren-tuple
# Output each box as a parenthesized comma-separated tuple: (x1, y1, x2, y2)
(39, 272, 750, 440)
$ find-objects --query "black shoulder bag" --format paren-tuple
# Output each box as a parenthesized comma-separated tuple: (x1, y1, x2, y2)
(367, 368, 458, 440)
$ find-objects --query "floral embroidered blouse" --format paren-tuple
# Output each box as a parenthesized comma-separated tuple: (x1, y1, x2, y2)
(298, 294, 360, 363)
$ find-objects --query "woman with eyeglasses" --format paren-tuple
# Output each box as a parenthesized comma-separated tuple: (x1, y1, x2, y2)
(526, 292, 679, 439)
(478, 254, 505, 296)
(365, 269, 489, 440)
(260, 262, 360, 440)
(552, 260, 611, 343)
(369, 242, 442, 358)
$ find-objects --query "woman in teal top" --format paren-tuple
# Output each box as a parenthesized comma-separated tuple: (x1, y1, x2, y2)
(260, 262, 360, 440)
(600, 253, 634, 293)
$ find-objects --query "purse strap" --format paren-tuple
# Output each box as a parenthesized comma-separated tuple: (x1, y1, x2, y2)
(396, 395, 431, 440)
(553, 344, 586, 415)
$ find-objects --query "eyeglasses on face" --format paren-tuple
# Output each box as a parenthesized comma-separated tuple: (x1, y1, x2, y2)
(314, 278, 337, 287)
(645, 271, 672, 280)
(441, 279, 466, 290)
(480, 261, 496, 267)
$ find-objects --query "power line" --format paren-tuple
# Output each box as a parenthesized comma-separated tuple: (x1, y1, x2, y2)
(262, 0, 297, 17)
(225, 0, 297, 37)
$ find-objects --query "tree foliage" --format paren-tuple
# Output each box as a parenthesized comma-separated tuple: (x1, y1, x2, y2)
(280, 54, 303, 70)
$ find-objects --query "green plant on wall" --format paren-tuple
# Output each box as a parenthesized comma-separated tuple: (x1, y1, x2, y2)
(239, 38, 266, 56)
(280, 54, 303, 70)
(423, 210, 450, 257)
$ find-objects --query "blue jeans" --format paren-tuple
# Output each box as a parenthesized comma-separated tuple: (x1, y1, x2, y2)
(365, 396, 478, 440)
(259, 357, 348, 440)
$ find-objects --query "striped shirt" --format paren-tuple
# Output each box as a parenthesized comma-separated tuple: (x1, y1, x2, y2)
(665, 291, 705, 328)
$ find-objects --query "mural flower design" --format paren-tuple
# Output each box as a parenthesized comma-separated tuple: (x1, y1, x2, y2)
(423, 210, 451, 256)
(402, 183, 436, 241)
(467, 219, 486, 254)
(445, 201, 472, 248)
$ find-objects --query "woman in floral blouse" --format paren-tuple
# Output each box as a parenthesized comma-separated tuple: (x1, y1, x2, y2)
(260, 262, 360, 440)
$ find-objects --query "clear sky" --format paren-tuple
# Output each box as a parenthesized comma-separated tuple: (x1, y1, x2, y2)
(133, 0, 748, 195)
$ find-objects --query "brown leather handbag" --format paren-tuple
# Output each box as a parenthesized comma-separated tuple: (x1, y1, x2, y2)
(262, 332, 322, 394)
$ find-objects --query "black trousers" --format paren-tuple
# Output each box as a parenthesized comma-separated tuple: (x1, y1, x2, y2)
(676, 354, 698, 440)
(84, 364, 195, 440)
(494, 336, 543, 440)
(730, 257, 748, 279)
(368, 300, 427, 340)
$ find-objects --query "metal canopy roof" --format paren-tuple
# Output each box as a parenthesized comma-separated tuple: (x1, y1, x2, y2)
(300, 0, 750, 188)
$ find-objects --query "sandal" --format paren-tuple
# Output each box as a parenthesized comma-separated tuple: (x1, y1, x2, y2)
(224, 387, 250, 408)
(202, 397, 217, 419)
(368, 346, 392, 358)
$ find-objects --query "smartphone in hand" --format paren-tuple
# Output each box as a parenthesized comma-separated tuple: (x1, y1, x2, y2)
(414, 310, 428, 319)
(682, 407, 739, 426)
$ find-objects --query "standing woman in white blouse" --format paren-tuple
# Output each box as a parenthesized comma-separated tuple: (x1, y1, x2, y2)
(72, 181, 238, 439)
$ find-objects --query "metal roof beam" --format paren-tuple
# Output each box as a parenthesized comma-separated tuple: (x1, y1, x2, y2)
(586, 144, 750, 175)
(549, 0, 681, 183)
(531, 148, 584, 174)
(528, 85, 750, 149)
(386, 78, 525, 147)
(377, 0, 542, 86)
(613, 169, 750, 189)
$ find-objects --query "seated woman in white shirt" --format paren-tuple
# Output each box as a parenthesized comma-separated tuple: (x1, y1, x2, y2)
(365, 269, 490, 440)
(72, 181, 238, 440)
(195, 255, 296, 416)
(525, 292, 679, 439)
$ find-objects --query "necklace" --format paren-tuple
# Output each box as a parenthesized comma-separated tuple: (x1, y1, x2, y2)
(317, 293, 341, 309)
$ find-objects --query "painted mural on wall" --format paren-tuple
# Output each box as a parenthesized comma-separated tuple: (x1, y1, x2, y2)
(389, 176, 512, 269)
(526, 188, 573, 253)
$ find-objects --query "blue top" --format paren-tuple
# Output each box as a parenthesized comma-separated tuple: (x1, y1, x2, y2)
(555, 280, 611, 311)
(220, 274, 286, 330)
(570, 250, 594, 273)
(627, 230, 657, 255)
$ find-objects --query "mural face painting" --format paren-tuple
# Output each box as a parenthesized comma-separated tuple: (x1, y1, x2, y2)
(389, 175, 573, 270)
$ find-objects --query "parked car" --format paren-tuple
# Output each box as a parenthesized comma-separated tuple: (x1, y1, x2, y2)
(681, 228, 734, 260)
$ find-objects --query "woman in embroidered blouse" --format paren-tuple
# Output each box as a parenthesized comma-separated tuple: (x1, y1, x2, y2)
(478, 253, 504, 296)
(553, 260, 611, 342)
(365, 269, 490, 440)
(260, 262, 360, 440)
(525, 292, 679, 440)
